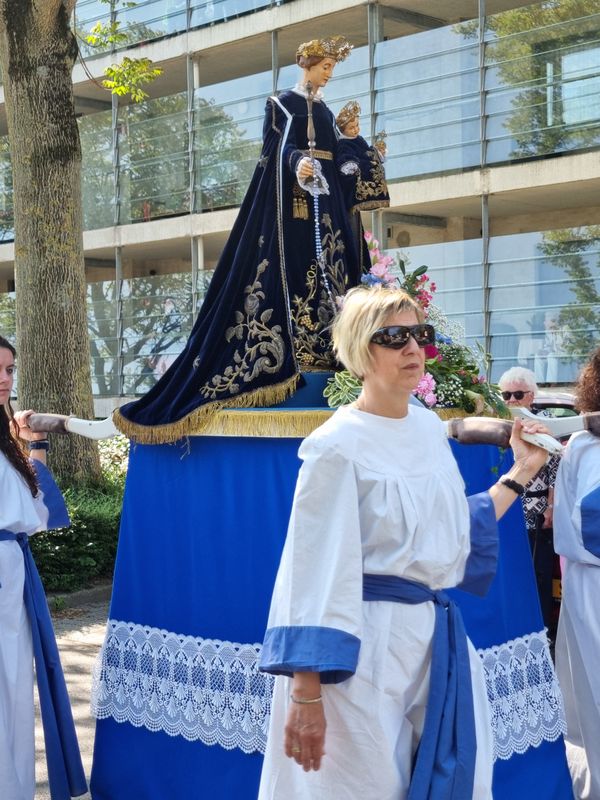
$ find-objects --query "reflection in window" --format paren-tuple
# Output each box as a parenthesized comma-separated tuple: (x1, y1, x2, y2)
(121, 272, 193, 395)
(0, 136, 13, 243)
(383, 233, 484, 347)
(489, 227, 600, 383)
(485, 4, 600, 163)
(561, 47, 600, 126)
(119, 93, 190, 224)
(375, 24, 479, 181)
(80, 111, 114, 230)
(194, 72, 268, 212)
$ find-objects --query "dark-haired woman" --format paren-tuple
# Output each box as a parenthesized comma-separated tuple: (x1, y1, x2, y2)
(0, 336, 86, 800)
(554, 346, 600, 799)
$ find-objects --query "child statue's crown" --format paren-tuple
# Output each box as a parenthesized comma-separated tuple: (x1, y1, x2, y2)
(336, 100, 361, 129)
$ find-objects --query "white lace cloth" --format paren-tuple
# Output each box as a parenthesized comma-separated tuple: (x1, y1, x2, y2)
(91, 620, 565, 760)
(477, 629, 566, 760)
(90, 620, 274, 753)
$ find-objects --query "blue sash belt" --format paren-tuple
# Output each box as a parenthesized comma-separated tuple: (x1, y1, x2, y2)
(0, 530, 87, 799)
(363, 573, 476, 800)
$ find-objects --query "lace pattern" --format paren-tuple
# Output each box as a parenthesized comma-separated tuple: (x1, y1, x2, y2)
(92, 621, 565, 760)
(91, 620, 274, 754)
(478, 629, 566, 760)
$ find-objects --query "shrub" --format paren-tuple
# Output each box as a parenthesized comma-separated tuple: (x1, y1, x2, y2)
(31, 436, 130, 593)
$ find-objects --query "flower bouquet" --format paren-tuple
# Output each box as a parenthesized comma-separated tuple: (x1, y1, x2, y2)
(324, 233, 509, 418)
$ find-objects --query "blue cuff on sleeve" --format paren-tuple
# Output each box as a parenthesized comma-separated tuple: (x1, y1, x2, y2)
(31, 461, 70, 530)
(259, 625, 360, 684)
(458, 492, 499, 597)
(582, 486, 600, 558)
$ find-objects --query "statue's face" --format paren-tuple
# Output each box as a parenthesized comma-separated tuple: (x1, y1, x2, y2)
(343, 118, 360, 137)
(304, 57, 336, 88)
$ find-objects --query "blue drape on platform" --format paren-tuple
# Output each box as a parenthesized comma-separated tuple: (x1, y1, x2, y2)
(91, 436, 572, 800)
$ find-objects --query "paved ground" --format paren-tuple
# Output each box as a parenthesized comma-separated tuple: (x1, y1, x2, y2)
(35, 592, 110, 800)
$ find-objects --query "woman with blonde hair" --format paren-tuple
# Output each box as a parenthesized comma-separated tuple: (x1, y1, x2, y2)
(258, 286, 552, 798)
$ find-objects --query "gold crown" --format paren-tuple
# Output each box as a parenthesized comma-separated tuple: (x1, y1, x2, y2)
(296, 35, 353, 64)
(336, 100, 361, 129)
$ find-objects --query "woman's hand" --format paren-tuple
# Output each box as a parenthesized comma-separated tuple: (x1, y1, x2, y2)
(13, 410, 46, 442)
(510, 418, 553, 478)
(297, 158, 314, 180)
(284, 698, 326, 772)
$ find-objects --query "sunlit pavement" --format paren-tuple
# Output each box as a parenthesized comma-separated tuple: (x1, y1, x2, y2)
(35, 597, 110, 800)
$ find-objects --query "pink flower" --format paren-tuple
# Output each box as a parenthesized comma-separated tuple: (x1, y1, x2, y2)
(424, 392, 437, 407)
(379, 255, 395, 268)
(370, 248, 382, 262)
(364, 231, 374, 244)
(371, 262, 388, 277)
(414, 372, 436, 395)
(424, 344, 439, 359)
(382, 272, 395, 284)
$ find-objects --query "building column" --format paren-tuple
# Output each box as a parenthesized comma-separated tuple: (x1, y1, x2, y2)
(368, 2, 384, 245)
(187, 54, 199, 215)
(115, 246, 125, 395)
(191, 235, 204, 321)
(272, 29, 279, 95)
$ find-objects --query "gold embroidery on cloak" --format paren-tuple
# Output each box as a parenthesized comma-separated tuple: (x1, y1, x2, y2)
(200, 259, 286, 400)
(355, 148, 388, 202)
(291, 214, 347, 369)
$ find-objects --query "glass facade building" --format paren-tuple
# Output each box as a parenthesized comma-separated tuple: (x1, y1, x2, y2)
(0, 0, 598, 404)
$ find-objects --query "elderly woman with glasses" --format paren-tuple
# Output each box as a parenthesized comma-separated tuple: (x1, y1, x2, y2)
(258, 286, 551, 799)
(499, 366, 561, 641)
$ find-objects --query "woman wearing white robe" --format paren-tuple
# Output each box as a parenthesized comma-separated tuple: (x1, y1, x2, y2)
(0, 336, 86, 800)
(258, 286, 552, 800)
(554, 347, 600, 800)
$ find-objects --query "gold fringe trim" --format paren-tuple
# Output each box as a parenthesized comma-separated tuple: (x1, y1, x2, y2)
(434, 408, 470, 421)
(112, 374, 301, 444)
(196, 409, 333, 438)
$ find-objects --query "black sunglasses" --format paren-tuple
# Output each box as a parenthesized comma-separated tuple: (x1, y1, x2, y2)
(501, 390, 532, 401)
(370, 324, 435, 349)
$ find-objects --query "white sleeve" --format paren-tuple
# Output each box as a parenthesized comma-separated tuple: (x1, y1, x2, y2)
(259, 441, 363, 683)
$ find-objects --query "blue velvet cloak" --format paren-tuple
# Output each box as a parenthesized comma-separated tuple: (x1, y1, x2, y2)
(336, 134, 390, 213)
(115, 90, 368, 442)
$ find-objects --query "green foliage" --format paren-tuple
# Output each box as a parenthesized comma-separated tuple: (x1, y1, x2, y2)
(31, 436, 130, 592)
(30, 482, 122, 592)
(540, 227, 600, 360)
(82, 0, 163, 103)
(102, 58, 163, 103)
(323, 370, 362, 407)
(458, 1, 600, 159)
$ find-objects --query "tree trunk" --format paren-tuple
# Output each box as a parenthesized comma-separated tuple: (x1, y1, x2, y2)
(0, 0, 101, 482)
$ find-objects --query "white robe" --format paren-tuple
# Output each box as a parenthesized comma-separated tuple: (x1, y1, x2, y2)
(258, 405, 494, 800)
(553, 430, 600, 800)
(0, 452, 50, 800)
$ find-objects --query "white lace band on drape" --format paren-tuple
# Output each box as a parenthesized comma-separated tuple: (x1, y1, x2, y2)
(90, 620, 274, 753)
(91, 620, 565, 759)
(477, 629, 566, 760)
